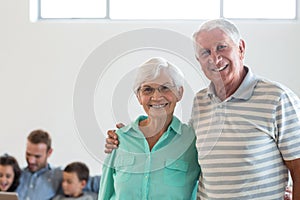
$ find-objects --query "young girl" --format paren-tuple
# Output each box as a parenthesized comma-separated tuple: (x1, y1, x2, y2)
(0, 154, 22, 192)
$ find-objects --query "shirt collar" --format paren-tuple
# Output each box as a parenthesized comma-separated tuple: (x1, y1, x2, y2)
(25, 163, 52, 175)
(207, 66, 258, 100)
(121, 115, 183, 135)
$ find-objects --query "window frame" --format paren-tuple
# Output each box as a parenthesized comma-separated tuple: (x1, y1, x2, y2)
(36, 0, 298, 21)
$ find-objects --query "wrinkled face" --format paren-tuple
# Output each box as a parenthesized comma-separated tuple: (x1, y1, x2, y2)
(26, 141, 52, 172)
(0, 165, 14, 191)
(195, 28, 245, 86)
(137, 71, 183, 120)
(62, 172, 85, 197)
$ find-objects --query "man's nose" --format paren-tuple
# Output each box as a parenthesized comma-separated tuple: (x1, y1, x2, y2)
(28, 156, 36, 163)
(209, 52, 222, 64)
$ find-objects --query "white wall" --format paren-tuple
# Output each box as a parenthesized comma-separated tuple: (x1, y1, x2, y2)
(1, 0, 300, 175)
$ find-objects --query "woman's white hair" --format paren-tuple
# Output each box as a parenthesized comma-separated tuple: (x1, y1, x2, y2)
(133, 57, 184, 94)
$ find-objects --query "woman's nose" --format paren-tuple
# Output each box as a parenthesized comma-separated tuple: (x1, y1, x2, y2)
(151, 89, 163, 99)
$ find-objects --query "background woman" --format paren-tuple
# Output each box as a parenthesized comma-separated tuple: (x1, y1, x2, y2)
(0, 154, 22, 192)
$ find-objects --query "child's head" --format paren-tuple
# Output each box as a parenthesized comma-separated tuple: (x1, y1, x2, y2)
(0, 154, 22, 192)
(62, 162, 89, 197)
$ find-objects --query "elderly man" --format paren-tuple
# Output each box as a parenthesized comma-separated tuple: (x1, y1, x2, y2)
(191, 18, 300, 199)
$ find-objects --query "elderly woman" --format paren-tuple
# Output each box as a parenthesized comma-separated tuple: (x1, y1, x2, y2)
(98, 57, 200, 200)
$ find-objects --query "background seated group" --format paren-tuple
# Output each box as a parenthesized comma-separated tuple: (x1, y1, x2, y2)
(0, 129, 99, 200)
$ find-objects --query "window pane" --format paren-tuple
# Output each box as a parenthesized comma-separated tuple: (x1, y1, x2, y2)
(41, 0, 106, 18)
(223, 0, 296, 19)
(110, 0, 219, 19)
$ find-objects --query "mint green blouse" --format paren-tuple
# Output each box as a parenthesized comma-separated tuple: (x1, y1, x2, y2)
(98, 116, 200, 200)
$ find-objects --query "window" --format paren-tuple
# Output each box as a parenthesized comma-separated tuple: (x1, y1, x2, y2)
(40, 0, 106, 18)
(223, 0, 296, 19)
(110, 0, 219, 19)
(37, 0, 297, 20)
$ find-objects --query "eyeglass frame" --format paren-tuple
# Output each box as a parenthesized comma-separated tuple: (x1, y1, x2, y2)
(137, 84, 178, 96)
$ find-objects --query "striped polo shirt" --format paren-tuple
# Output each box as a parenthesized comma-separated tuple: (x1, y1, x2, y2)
(191, 67, 300, 200)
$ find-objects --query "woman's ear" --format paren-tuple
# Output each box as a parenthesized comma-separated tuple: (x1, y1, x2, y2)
(136, 93, 143, 105)
(176, 86, 184, 102)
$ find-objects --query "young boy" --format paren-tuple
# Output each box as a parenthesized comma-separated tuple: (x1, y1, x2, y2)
(53, 162, 97, 200)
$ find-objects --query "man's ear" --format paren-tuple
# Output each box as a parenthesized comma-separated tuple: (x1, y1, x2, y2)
(81, 180, 87, 189)
(239, 39, 246, 59)
(47, 148, 53, 158)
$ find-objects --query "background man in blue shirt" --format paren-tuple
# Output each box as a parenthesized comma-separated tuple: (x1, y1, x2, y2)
(16, 129, 100, 200)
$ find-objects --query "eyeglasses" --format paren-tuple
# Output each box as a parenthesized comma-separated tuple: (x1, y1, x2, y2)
(138, 85, 176, 96)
